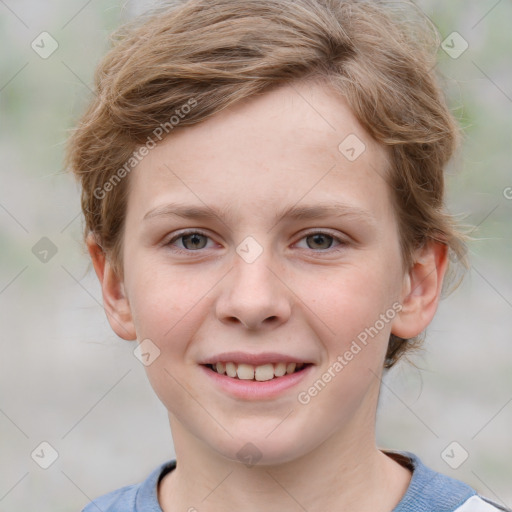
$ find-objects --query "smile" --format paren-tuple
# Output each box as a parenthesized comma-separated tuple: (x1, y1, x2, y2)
(205, 362, 309, 381)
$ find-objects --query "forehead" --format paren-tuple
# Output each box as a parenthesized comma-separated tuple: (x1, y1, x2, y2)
(127, 79, 393, 226)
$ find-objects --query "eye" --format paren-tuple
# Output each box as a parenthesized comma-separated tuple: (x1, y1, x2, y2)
(165, 230, 347, 254)
(295, 231, 346, 252)
(166, 230, 214, 251)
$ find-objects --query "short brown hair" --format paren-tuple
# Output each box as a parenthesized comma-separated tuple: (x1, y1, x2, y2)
(66, 0, 469, 367)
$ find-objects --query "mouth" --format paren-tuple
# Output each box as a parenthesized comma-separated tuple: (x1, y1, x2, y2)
(203, 361, 311, 381)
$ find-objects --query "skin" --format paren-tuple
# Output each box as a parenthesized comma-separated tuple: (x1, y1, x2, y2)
(88, 79, 448, 511)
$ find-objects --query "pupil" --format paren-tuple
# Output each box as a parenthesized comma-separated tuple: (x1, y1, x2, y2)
(309, 234, 331, 249)
(185, 234, 205, 250)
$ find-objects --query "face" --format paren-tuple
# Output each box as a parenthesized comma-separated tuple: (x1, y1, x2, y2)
(96, 79, 442, 466)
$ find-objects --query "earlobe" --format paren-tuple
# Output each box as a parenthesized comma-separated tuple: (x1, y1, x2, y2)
(86, 233, 137, 341)
(391, 241, 448, 340)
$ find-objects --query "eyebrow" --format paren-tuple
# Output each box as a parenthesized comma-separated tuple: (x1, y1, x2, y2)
(143, 201, 376, 228)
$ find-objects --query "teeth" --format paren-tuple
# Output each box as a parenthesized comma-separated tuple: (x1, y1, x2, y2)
(254, 363, 274, 381)
(237, 363, 255, 380)
(274, 362, 287, 377)
(225, 362, 237, 378)
(209, 361, 306, 380)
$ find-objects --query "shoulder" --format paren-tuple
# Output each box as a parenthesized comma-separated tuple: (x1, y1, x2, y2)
(81, 483, 138, 511)
(81, 460, 176, 512)
(386, 451, 511, 512)
(454, 495, 512, 512)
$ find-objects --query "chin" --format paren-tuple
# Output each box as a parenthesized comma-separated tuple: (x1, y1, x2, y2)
(211, 428, 315, 468)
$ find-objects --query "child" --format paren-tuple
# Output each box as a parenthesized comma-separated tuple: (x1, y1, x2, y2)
(67, 0, 509, 510)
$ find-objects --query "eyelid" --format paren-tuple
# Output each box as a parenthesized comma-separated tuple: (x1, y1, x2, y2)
(294, 229, 348, 251)
(165, 228, 349, 254)
(165, 229, 215, 251)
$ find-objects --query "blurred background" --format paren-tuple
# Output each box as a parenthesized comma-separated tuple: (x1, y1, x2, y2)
(0, 0, 511, 510)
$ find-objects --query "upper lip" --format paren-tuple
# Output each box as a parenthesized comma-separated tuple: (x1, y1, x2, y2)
(199, 352, 313, 366)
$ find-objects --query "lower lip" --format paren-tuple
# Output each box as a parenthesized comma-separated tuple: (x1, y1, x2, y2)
(200, 364, 314, 400)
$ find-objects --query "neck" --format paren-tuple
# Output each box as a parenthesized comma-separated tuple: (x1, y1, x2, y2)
(159, 416, 411, 512)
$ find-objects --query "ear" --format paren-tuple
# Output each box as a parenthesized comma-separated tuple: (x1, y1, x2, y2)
(86, 233, 137, 341)
(391, 241, 448, 339)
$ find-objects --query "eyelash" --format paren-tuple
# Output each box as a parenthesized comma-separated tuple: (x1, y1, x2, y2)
(165, 229, 348, 255)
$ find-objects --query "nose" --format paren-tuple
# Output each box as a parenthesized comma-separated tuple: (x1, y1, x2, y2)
(214, 248, 292, 331)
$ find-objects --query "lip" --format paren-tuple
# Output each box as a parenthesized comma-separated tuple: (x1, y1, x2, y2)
(200, 362, 314, 400)
(199, 351, 312, 366)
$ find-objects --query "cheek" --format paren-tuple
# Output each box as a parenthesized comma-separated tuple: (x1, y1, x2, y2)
(311, 262, 400, 342)
(126, 256, 205, 342)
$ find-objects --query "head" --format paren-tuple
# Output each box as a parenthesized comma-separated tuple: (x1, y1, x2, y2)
(67, 0, 468, 464)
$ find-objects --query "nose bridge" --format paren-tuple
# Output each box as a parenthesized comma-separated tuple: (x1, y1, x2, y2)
(215, 235, 291, 330)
